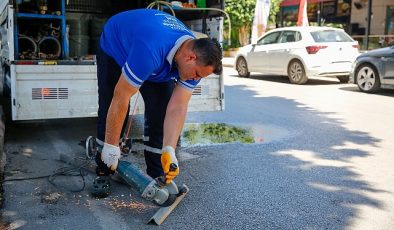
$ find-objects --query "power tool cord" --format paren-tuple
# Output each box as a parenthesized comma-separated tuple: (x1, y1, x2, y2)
(48, 160, 90, 193)
(123, 92, 140, 140)
(4, 91, 141, 192)
(3, 157, 92, 193)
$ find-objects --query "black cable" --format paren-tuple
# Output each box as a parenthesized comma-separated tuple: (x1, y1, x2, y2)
(3, 175, 50, 181)
(48, 161, 90, 193)
(3, 157, 93, 193)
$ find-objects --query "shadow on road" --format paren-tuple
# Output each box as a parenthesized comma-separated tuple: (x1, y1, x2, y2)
(184, 83, 386, 229)
(228, 73, 342, 86)
(340, 86, 394, 96)
(2, 117, 160, 229)
(1, 82, 389, 229)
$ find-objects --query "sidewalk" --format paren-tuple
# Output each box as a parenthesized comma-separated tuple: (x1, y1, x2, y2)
(222, 56, 235, 67)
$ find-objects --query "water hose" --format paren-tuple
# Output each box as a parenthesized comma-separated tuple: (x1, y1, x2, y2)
(18, 35, 38, 59)
(146, 1, 231, 46)
(38, 36, 61, 59)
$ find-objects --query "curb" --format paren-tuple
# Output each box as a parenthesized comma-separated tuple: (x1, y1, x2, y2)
(222, 57, 235, 68)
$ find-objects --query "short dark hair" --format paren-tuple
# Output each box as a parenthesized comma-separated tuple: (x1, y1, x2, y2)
(192, 38, 222, 75)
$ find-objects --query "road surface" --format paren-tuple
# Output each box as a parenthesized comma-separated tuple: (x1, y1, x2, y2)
(1, 67, 394, 229)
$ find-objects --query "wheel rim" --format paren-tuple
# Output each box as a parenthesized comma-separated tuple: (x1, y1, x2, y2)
(237, 59, 248, 76)
(357, 66, 375, 91)
(289, 62, 303, 82)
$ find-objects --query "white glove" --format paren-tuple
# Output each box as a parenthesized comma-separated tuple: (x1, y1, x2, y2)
(101, 143, 121, 171)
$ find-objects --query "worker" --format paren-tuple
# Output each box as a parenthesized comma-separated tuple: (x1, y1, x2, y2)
(92, 9, 222, 197)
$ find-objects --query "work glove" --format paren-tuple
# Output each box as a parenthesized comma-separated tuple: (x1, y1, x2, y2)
(101, 143, 121, 171)
(161, 146, 179, 184)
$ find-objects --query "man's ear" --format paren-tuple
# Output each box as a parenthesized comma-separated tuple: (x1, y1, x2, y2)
(186, 52, 197, 62)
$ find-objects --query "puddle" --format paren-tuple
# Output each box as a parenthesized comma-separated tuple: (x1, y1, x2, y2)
(181, 123, 290, 147)
(181, 123, 254, 146)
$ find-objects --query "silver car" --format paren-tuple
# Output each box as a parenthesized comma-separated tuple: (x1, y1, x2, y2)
(349, 46, 394, 93)
(234, 26, 360, 84)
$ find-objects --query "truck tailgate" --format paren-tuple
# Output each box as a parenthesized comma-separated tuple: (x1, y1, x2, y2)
(11, 64, 223, 120)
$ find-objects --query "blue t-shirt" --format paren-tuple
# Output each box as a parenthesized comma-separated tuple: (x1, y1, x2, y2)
(100, 9, 199, 92)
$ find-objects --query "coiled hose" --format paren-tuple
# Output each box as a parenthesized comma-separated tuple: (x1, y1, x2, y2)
(146, 0, 231, 46)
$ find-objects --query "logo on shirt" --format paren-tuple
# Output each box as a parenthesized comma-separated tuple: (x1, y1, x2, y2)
(156, 13, 189, 32)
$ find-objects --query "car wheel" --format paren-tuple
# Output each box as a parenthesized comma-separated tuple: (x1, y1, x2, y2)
(288, 60, 308, 84)
(337, 76, 349, 83)
(355, 64, 381, 93)
(236, 57, 250, 78)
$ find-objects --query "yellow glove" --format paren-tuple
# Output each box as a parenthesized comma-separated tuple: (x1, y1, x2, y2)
(161, 146, 179, 184)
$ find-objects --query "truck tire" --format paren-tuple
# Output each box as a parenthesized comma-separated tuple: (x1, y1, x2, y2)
(0, 62, 5, 96)
(0, 105, 5, 209)
(0, 106, 5, 173)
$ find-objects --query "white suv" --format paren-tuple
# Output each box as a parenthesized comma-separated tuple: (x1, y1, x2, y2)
(234, 26, 360, 84)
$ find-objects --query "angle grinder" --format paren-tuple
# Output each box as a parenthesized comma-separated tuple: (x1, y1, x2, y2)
(116, 160, 187, 207)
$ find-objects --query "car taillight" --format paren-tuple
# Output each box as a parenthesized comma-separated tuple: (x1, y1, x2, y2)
(352, 44, 360, 50)
(306, 45, 327, 54)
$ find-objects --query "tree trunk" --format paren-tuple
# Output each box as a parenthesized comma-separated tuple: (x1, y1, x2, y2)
(238, 24, 251, 46)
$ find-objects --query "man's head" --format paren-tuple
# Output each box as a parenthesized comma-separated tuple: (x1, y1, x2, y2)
(175, 38, 222, 81)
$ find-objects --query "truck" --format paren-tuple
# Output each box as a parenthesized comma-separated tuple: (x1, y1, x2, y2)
(0, 0, 226, 126)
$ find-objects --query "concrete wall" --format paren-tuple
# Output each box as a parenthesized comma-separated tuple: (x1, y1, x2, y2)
(351, 0, 394, 34)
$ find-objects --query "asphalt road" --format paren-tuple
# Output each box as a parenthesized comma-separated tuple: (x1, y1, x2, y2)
(1, 67, 394, 229)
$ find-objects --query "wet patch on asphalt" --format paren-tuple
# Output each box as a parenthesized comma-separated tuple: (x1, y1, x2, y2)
(181, 123, 291, 147)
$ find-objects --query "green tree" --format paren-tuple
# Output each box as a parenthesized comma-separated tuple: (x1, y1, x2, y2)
(269, 0, 282, 26)
(224, 0, 256, 48)
(224, 0, 282, 48)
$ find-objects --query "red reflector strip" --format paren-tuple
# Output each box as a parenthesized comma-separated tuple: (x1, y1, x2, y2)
(15, 60, 58, 65)
(16, 61, 36, 65)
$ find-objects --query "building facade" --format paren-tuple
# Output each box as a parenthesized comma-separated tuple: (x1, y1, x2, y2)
(279, 0, 394, 35)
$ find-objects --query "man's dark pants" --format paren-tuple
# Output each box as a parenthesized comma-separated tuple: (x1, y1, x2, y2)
(96, 47, 175, 179)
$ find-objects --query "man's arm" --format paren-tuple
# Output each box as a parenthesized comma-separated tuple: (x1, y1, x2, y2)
(105, 74, 139, 146)
(163, 84, 193, 149)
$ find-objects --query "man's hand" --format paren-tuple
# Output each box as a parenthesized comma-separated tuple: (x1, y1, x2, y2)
(101, 143, 121, 171)
(161, 146, 179, 184)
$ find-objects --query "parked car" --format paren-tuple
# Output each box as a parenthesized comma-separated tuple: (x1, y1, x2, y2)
(234, 26, 360, 84)
(349, 46, 394, 93)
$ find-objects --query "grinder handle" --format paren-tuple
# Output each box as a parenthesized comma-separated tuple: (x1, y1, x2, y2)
(169, 163, 178, 172)
(157, 163, 178, 185)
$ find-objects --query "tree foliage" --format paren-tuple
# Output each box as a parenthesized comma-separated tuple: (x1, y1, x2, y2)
(224, 0, 256, 47)
(224, 0, 282, 48)
(268, 0, 282, 25)
(225, 0, 256, 28)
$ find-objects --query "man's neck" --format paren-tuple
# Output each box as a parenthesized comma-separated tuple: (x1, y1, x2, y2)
(174, 39, 193, 63)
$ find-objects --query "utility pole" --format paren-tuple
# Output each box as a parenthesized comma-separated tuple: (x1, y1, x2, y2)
(317, 2, 322, 26)
(365, 0, 373, 50)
